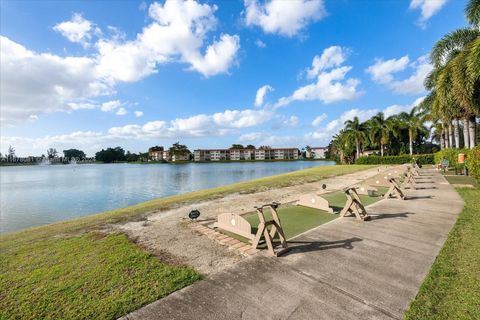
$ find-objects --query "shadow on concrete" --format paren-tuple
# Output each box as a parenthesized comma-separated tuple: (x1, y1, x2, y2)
(284, 237, 362, 255)
(369, 212, 415, 220)
(415, 181, 434, 184)
(407, 195, 433, 200)
(415, 186, 437, 190)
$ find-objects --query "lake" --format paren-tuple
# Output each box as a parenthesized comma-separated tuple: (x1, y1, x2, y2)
(0, 161, 334, 233)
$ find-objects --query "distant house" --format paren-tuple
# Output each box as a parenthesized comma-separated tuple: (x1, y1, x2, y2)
(148, 146, 164, 160)
(306, 147, 328, 159)
(361, 150, 379, 156)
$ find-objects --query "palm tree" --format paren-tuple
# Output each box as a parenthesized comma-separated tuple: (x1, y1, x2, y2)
(398, 108, 429, 155)
(429, 0, 480, 149)
(368, 112, 394, 156)
(344, 117, 367, 159)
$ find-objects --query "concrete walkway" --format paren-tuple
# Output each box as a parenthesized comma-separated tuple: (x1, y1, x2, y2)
(122, 169, 464, 320)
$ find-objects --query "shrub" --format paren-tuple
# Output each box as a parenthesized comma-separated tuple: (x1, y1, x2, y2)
(466, 146, 480, 180)
(433, 148, 469, 166)
(355, 154, 434, 165)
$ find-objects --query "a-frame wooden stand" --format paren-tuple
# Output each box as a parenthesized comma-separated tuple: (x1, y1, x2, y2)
(251, 203, 289, 257)
(384, 178, 406, 200)
(402, 170, 417, 190)
(339, 187, 370, 221)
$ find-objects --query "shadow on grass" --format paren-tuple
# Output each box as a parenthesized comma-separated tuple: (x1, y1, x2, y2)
(283, 237, 363, 255)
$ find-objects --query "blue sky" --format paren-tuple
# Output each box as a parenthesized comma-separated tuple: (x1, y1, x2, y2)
(0, 0, 468, 156)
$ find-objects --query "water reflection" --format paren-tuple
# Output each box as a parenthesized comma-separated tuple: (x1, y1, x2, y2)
(0, 161, 334, 233)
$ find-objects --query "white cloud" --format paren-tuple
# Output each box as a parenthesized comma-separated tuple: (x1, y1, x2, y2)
(276, 66, 362, 107)
(53, 13, 97, 47)
(311, 113, 327, 126)
(1, 1, 240, 125)
(275, 46, 361, 108)
(96, 0, 240, 81)
(115, 107, 128, 116)
(244, 0, 326, 37)
(134, 111, 144, 117)
(284, 115, 299, 127)
(366, 55, 432, 95)
(306, 46, 347, 79)
(254, 85, 273, 107)
(410, 0, 448, 26)
(0, 36, 112, 125)
(239, 132, 265, 142)
(366, 56, 410, 84)
(389, 56, 432, 94)
(98, 100, 128, 115)
(255, 39, 266, 48)
(100, 100, 122, 112)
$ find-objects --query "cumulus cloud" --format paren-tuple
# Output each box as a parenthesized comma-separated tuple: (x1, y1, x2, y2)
(410, 0, 448, 27)
(134, 111, 144, 117)
(366, 56, 410, 84)
(276, 67, 361, 107)
(244, 0, 326, 37)
(306, 46, 347, 79)
(0, 36, 112, 125)
(275, 46, 361, 108)
(96, 0, 240, 81)
(366, 55, 432, 95)
(1, 1, 240, 125)
(311, 113, 327, 126)
(53, 13, 97, 47)
(254, 85, 273, 107)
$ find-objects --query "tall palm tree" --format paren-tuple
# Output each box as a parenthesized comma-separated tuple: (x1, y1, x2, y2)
(344, 117, 366, 159)
(398, 108, 429, 155)
(368, 112, 394, 156)
(429, 0, 480, 149)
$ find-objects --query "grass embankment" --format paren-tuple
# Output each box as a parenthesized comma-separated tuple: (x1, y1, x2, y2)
(405, 187, 480, 320)
(0, 164, 373, 319)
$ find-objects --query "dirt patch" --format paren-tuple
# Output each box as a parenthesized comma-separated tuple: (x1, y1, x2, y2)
(116, 166, 389, 275)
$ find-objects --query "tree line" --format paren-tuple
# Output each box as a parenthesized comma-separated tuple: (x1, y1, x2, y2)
(329, 0, 479, 163)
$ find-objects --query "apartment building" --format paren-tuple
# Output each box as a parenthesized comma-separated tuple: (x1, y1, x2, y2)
(194, 148, 299, 161)
(306, 147, 328, 159)
(148, 146, 164, 160)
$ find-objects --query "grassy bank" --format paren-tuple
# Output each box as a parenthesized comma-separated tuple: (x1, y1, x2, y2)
(405, 187, 480, 319)
(0, 164, 373, 319)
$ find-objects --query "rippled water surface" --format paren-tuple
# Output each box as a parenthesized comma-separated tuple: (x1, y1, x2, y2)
(0, 161, 334, 233)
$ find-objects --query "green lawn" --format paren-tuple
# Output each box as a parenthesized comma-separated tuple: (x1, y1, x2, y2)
(0, 165, 374, 319)
(444, 175, 478, 187)
(0, 233, 200, 319)
(404, 187, 480, 320)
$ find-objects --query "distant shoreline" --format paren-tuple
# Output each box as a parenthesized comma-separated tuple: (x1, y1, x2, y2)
(1, 158, 335, 167)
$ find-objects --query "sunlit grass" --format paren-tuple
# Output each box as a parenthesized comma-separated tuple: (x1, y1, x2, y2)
(405, 187, 480, 319)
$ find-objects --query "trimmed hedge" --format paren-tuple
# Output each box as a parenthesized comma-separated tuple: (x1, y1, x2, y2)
(435, 147, 480, 180)
(355, 154, 434, 165)
(468, 147, 480, 180)
(433, 148, 469, 166)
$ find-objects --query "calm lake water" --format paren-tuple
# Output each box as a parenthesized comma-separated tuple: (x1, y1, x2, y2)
(0, 161, 334, 233)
